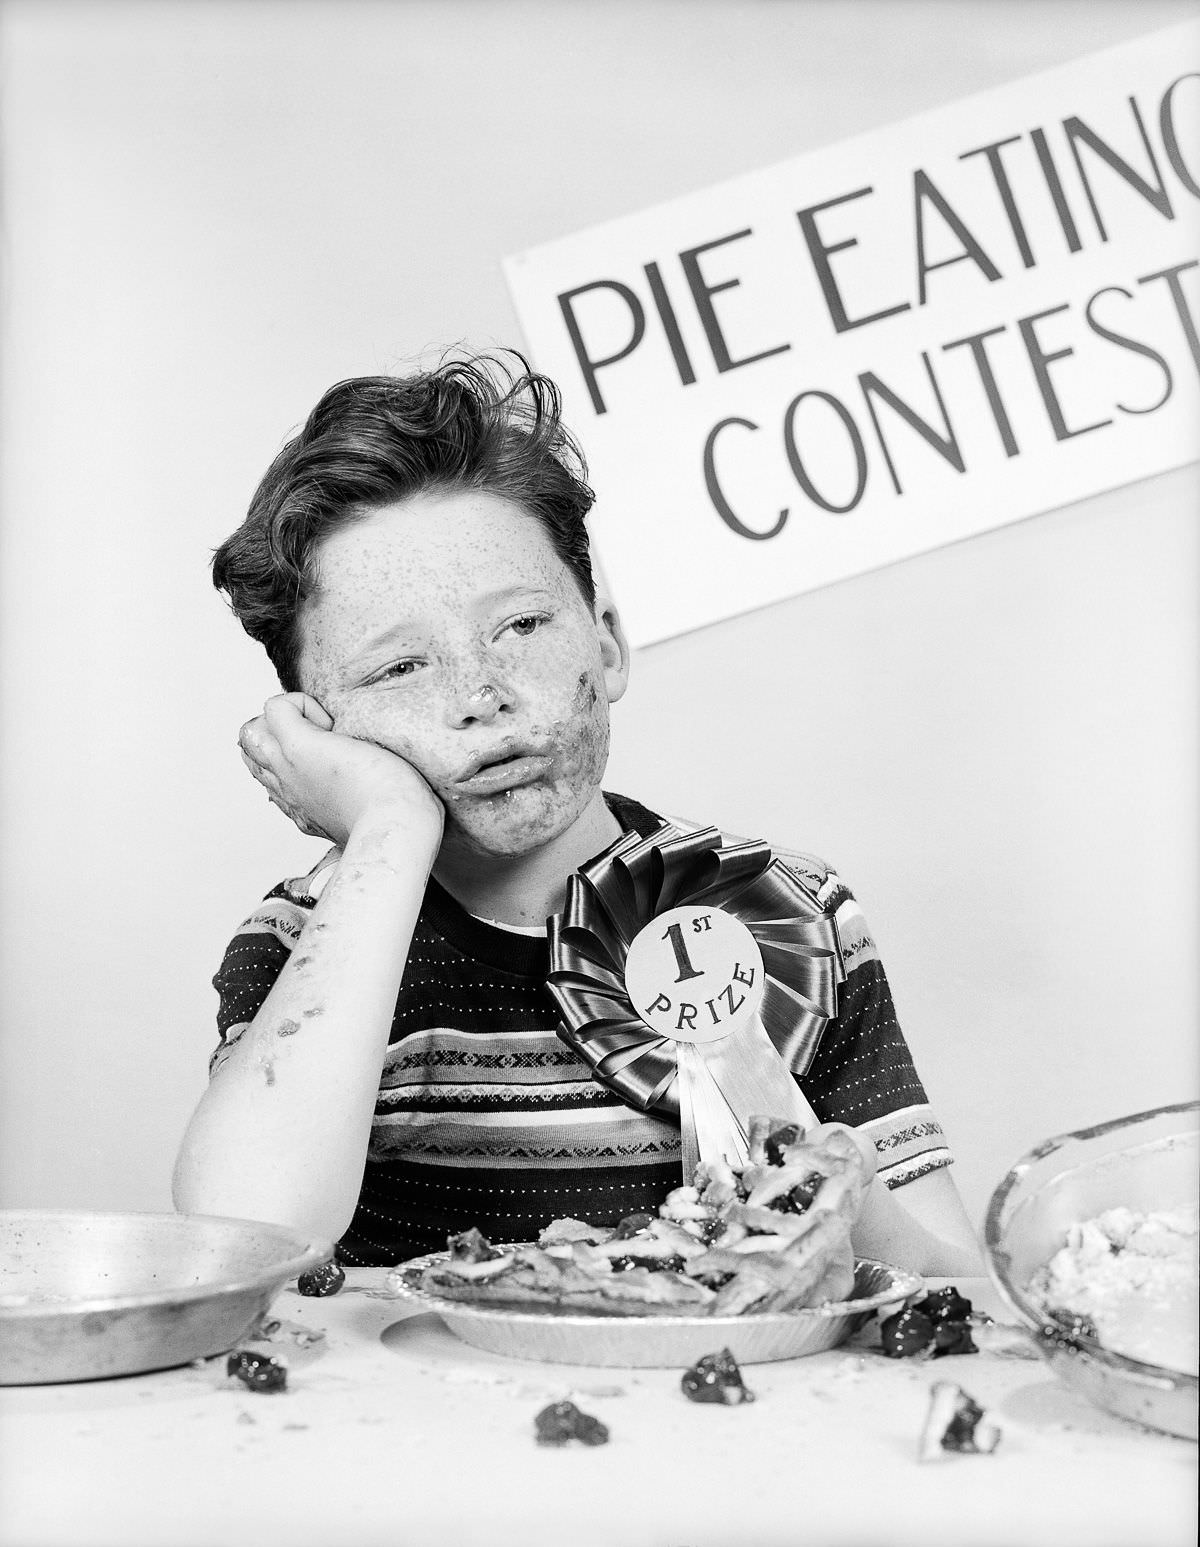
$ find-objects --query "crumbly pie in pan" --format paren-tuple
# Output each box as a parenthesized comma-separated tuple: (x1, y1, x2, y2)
(401, 1117, 871, 1317)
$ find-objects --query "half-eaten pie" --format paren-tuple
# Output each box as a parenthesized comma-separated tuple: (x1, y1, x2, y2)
(393, 1117, 872, 1317)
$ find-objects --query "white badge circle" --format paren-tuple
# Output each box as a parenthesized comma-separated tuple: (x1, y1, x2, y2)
(624, 904, 765, 1045)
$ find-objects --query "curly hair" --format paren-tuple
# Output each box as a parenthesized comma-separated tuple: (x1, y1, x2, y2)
(212, 352, 597, 691)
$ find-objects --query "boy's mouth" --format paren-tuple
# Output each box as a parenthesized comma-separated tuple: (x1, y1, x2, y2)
(453, 747, 554, 798)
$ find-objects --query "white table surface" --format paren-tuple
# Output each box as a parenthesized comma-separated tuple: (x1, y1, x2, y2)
(0, 1274, 1195, 1547)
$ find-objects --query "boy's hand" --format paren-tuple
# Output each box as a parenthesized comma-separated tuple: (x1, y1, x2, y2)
(237, 693, 444, 850)
(806, 1121, 879, 1184)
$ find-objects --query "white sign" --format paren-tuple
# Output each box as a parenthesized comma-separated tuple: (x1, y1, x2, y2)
(504, 24, 1200, 649)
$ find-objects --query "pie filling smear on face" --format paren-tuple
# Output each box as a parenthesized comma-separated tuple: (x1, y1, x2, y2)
(393, 1118, 871, 1317)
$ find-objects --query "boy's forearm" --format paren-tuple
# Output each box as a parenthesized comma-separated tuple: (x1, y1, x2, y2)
(173, 813, 438, 1242)
(851, 1168, 983, 1277)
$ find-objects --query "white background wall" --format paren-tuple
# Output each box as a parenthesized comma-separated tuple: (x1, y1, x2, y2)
(1, 0, 1196, 1236)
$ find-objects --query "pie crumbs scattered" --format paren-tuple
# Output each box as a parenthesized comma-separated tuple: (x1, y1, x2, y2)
(533, 1400, 610, 1446)
(226, 1349, 288, 1393)
(918, 1381, 1001, 1461)
(680, 1347, 756, 1405)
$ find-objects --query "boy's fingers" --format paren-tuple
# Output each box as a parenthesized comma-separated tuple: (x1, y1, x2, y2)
(238, 728, 285, 783)
(240, 749, 282, 795)
(238, 720, 266, 763)
(237, 728, 267, 767)
(287, 691, 335, 731)
(261, 695, 300, 738)
(263, 693, 333, 743)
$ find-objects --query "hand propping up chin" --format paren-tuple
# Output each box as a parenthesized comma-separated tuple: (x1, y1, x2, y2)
(237, 693, 444, 851)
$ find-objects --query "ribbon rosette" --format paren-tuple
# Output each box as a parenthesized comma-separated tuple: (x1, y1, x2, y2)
(547, 824, 846, 1176)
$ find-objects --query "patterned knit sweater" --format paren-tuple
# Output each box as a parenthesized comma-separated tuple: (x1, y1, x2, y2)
(211, 793, 951, 1264)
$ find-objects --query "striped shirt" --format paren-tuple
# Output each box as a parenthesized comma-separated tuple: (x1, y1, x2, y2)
(211, 792, 951, 1264)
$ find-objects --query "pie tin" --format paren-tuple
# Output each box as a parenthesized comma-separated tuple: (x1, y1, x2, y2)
(387, 1255, 923, 1367)
(0, 1210, 329, 1385)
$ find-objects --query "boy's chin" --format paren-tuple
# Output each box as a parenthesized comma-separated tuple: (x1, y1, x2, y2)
(441, 786, 593, 859)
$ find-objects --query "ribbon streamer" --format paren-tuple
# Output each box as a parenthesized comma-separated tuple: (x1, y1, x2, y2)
(546, 825, 846, 1175)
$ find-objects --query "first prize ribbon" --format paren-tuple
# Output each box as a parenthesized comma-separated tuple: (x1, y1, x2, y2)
(546, 824, 846, 1177)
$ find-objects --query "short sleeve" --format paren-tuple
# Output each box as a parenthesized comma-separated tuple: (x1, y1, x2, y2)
(799, 874, 954, 1190)
(209, 883, 315, 1076)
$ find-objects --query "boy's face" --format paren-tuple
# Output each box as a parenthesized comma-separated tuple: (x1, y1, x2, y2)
(296, 488, 629, 860)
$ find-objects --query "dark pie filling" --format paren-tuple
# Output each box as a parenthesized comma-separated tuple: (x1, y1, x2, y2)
(612, 1212, 656, 1239)
(881, 1287, 979, 1359)
(880, 1306, 936, 1358)
(766, 1172, 824, 1215)
(940, 1392, 988, 1452)
(681, 1347, 756, 1405)
(297, 1259, 346, 1297)
(932, 1320, 978, 1357)
(919, 1285, 973, 1323)
(534, 1400, 610, 1446)
(609, 1253, 687, 1274)
(447, 1227, 504, 1264)
(763, 1124, 804, 1166)
(226, 1350, 288, 1393)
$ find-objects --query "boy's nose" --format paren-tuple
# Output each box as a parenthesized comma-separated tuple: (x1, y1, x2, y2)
(449, 679, 513, 727)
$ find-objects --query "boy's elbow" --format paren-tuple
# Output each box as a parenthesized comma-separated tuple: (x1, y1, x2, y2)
(171, 1135, 208, 1217)
(907, 1234, 984, 1278)
(171, 1144, 347, 1249)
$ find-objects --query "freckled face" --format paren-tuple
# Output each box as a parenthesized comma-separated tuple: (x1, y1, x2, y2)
(295, 489, 628, 859)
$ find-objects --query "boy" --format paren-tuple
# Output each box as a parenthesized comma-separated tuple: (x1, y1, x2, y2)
(173, 354, 980, 1274)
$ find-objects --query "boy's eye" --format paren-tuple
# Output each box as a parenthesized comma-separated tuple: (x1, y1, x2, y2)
(374, 659, 420, 683)
(507, 614, 546, 638)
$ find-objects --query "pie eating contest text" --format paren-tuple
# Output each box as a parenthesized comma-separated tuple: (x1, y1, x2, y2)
(553, 71, 1199, 537)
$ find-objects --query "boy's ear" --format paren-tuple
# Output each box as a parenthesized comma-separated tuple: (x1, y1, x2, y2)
(594, 595, 631, 704)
